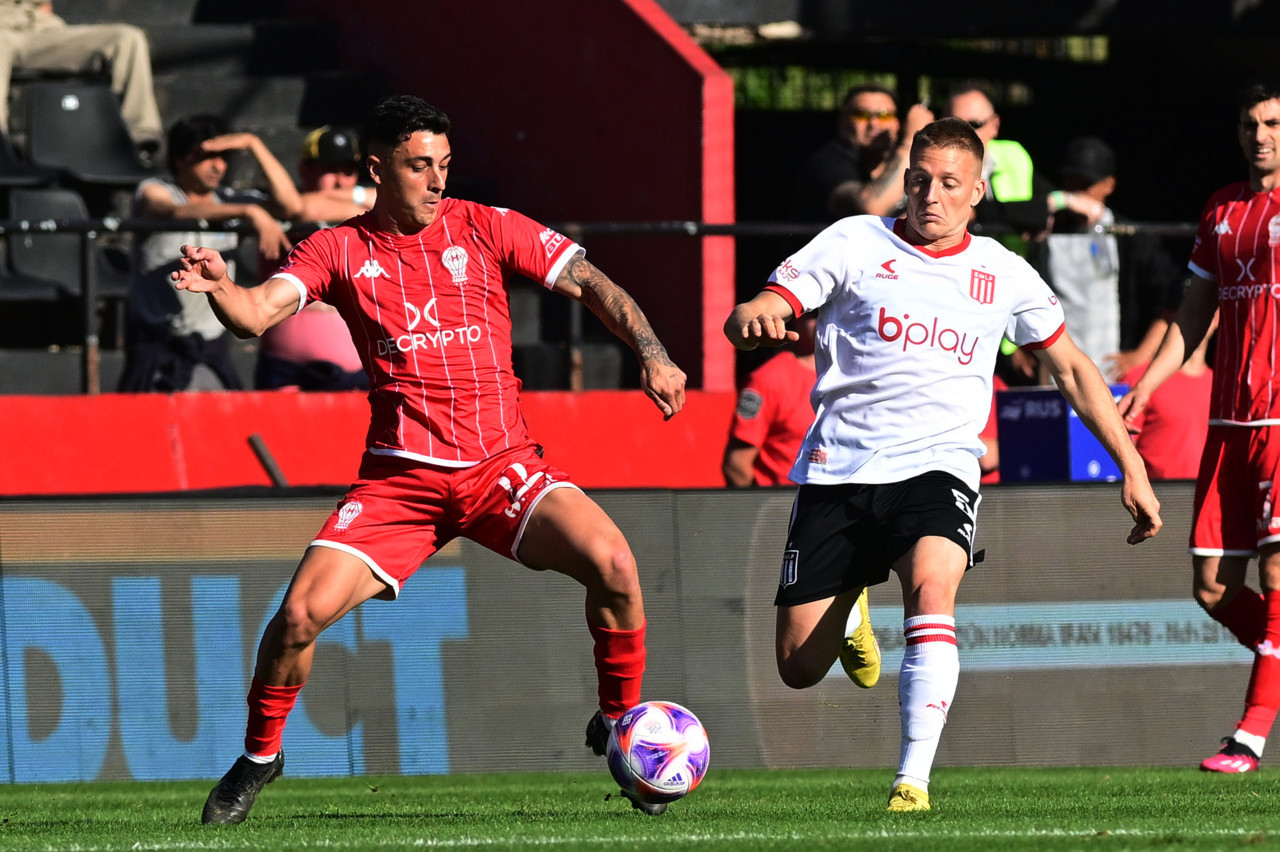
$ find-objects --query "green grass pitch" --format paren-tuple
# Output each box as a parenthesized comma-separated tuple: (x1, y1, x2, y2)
(1, 767, 1278, 851)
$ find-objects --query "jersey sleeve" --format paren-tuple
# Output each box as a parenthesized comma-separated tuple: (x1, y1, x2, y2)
(269, 228, 341, 312)
(765, 221, 851, 313)
(1188, 194, 1222, 281)
(1004, 255, 1066, 349)
(478, 205, 581, 289)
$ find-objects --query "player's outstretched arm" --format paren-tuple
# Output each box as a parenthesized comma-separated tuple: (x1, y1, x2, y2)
(551, 253, 686, 420)
(172, 244, 302, 339)
(723, 291, 798, 351)
(1116, 274, 1217, 429)
(1036, 331, 1162, 545)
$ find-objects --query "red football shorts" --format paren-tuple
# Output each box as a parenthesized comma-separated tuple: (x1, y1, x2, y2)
(311, 442, 578, 597)
(1190, 425, 1280, 555)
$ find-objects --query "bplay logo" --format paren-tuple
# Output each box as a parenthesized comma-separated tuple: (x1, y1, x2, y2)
(876, 307, 980, 364)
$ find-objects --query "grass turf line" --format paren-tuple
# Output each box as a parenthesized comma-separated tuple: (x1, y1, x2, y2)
(0, 767, 1277, 851)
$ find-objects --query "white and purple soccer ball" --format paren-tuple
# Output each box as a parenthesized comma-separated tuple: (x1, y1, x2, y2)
(606, 701, 710, 805)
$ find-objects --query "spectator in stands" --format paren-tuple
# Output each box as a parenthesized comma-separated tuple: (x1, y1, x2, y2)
(1120, 318, 1215, 480)
(946, 83, 1051, 250)
(0, 1, 162, 153)
(118, 114, 301, 392)
(1036, 136, 1187, 378)
(294, 125, 376, 223)
(723, 313, 816, 486)
(788, 84, 933, 223)
(255, 126, 374, 391)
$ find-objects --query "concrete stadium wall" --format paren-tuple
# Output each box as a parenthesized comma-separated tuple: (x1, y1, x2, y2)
(0, 481, 1246, 782)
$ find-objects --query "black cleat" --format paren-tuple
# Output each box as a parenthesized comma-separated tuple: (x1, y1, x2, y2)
(620, 788, 668, 815)
(585, 710, 612, 756)
(201, 750, 284, 825)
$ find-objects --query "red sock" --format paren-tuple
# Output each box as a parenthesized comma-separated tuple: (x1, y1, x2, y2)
(1238, 591, 1280, 738)
(244, 676, 304, 757)
(588, 619, 646, 718)
(1210, 587, 1266, 649)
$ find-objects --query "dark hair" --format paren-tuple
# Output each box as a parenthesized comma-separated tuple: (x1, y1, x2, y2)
(364, 95, 451, 148)
(947, 81, 995, 106)
(910, 117, 985, 165)
(166, 113, 229, 173)
(838, 84, 899, 113)
(1237, 78, 1280, 115)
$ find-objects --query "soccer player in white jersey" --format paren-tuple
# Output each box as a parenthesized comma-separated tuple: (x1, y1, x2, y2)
(172, 96, 686, 823)
(1121, 78, 1280, 774)
(725, 117, 1162, 811)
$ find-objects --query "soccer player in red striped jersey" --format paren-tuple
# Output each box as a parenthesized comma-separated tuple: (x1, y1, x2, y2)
(1123, 78, 1280, 774)
(177, 95, 686, 822)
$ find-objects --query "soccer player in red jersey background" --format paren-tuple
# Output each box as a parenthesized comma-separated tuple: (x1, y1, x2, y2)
(174, 95, 687, 822)
(1121, 78, 1280, 774)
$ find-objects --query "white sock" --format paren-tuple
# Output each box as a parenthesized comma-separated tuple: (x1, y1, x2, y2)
(1233, 729, 1266, 757)
(897, 615, 959, 788)
(243, 750, 278, 764)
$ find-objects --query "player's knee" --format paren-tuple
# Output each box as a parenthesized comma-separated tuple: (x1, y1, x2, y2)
(776, 657, 822, 690)
(1195, 584, 1228, 613)
(275, 597, 325, 648)
(593, 542, 641, 598)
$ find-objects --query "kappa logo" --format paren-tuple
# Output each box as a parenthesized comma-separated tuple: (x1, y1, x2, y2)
(354, 259, 388, 279)
(1215, 219, 1233, 236)
(926, 699, 950, 720)
(497, 462, 549, 519)
(875, 259, 899, 280)
(1257, 640, 1280, 659)
(807, 447, 828, 464)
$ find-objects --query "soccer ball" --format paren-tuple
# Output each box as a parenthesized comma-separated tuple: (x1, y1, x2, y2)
(606, 701, 710, 805)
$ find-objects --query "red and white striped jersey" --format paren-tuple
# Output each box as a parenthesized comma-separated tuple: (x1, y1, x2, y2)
(272, 199, 580, 466)
(1189, 182, 1280, 425)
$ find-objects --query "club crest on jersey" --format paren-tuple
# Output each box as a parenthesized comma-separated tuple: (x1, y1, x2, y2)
(441, 246, 469, 285)
(334, 500, 363, 532)
(538, 227, 567, 258)
(1269, 215, 1280, 248)
(970, 269, 996, 304)
(354, 259, 388, 279)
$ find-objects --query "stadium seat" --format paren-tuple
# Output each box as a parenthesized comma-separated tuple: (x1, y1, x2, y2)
(7, 187, 132, 302)
(0, 130, 53, 187)
(25, 82, 155, 186)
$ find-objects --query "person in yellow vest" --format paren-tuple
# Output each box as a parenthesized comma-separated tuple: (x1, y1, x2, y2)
(946, 84, 1052, 252)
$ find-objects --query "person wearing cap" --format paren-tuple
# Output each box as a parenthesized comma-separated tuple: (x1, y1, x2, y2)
(253, 126, 376, 391)
(296, 126, 376, 224)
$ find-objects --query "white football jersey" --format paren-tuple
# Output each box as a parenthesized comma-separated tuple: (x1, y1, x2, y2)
(766, 215, 1065, 490)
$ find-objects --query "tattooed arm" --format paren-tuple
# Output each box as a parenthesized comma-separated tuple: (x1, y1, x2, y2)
(551, 252, 687, 419)
(829, 102, 934, 218)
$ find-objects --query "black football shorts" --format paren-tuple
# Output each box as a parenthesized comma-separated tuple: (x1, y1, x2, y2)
(774, 470, 982, 607)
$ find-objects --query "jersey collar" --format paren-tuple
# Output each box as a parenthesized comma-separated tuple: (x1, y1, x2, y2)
(892, 218, 972, 258)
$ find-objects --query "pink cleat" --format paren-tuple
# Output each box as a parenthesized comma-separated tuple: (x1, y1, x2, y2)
(1200, 738, 1260, 773)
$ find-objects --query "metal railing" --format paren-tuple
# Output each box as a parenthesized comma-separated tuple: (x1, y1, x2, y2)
(0, 217, 1200, 394)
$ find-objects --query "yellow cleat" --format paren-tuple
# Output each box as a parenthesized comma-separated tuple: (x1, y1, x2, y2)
(887, 782, 930, 812)
(839, 588, 881, 688)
